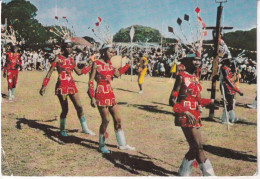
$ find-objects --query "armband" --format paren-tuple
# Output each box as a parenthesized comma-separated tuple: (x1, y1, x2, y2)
(172, 91, 179, 98)
(173, 103, 187, 114)
(51, 62, 57, 67)
(88, 80, 95, 98)
(42, 78, 50, 87)
(81, 66, 91, 74)
(118, 64, 130, 74)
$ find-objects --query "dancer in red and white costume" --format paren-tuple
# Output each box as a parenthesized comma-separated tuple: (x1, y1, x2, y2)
(88, 44, 135, 153)
(3, 44, 21, 101)
(40, 40, 95, 137)
(169, 56, 216, 176)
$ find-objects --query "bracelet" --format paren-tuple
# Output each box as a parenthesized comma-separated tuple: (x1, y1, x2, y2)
(172, 91, 179, 98)
(88, 80, 95, 98)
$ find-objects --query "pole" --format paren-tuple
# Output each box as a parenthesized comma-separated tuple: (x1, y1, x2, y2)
(209, 3, 223, 119)
(220, 72, 230, 130)
(130, 40, 133, 81)
(130, 26, 135, 81)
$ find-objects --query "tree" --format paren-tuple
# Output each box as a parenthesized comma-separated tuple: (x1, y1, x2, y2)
(1, 0, 57, 49)
(113, 25, 163, 43)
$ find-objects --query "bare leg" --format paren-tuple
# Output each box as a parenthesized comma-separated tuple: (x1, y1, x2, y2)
(97, 106, 110, 153)
(57, 95, 68, 136)
(109, 105, 135, 150)
(69, 93, 95, 135)
(182, 127, 206, 163)
(69, 93, 83, 118)
(98, 106, 110, 134)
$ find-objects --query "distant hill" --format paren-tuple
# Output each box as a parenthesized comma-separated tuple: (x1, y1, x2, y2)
(204, 28, 256, 59)
(222, 28, 256, 51)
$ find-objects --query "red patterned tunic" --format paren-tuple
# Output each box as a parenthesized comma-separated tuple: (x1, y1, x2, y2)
(173, 71, 212, 127)
(4, 52, 21, 89)
(52, 55, 78, 95)
(94, 60, 117, 106)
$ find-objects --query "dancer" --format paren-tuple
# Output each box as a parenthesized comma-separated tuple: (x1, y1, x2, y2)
(219, 55, 243, 123)
(88, 44, 135, 154)
(39, 39, 95, 136)
(3, 43, 21, 101)
(137, 56, 147, 93)
(169, 56, 215, 176)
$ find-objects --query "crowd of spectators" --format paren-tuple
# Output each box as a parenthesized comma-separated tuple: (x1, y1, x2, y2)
(1, 45, 257, 84)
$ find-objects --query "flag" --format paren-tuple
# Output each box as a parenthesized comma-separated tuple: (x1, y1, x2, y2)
(168, 26, 174, 33)
(95, 22, 99, 26)
(62, 16, 66, 19)
(184, 14, 189, 21)
(197, 17, 202, 22)
(55, 16, 58, 20)
(195, 7, 200, 14)
(202, 22, 206, 28)
(177, 18, 182, 25)
(92, 29, 94, 32)
(97, 17, 102, 23)
(203, 31, 207, 36)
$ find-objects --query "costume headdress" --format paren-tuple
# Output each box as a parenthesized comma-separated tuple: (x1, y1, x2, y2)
(1, 25, 18, 45)
(50, 16, 75, 43)
(91, 17, 113, 49)
(168, 7, 207, 59)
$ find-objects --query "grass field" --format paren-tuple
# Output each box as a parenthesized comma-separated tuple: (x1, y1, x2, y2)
(1, 71, 257, 176)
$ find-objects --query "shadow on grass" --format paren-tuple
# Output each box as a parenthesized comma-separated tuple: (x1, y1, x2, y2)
(130, 104, 173, 116)
(151, 102, 170, 107)
(114, 88, 137, 93)
(103, 151, 177, 176)
(15, 117, 176, 176)
(203, 144, 257, 163)
(15, 117, 110, 147)
(1, 93, 8, 99)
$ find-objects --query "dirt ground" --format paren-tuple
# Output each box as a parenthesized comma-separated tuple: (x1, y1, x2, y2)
(1, 71, 257, 176)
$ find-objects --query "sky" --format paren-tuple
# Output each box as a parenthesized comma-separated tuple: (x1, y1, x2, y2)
(2, 0, 258, 42)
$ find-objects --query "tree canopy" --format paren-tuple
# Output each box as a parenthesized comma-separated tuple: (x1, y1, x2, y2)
(113, 25, 164, 43)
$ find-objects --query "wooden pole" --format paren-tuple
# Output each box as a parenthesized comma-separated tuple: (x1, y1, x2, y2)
(209, 3, 223, 119)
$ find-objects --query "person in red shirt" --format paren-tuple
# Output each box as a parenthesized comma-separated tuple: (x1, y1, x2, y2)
(219, 56, 243, 123)
(3, 44, 21, 101)
(169, 55, 215, 176)
(39, 39, 95, 137)
(88, 44, 135, 154)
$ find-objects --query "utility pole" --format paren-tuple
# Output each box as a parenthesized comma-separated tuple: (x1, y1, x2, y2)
(205, 0, 233, 119)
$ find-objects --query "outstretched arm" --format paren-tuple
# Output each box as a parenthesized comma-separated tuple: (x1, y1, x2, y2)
(113, 61, 131, 78)
(74, 65, 91, 76)
(39, 57, 57, 96)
